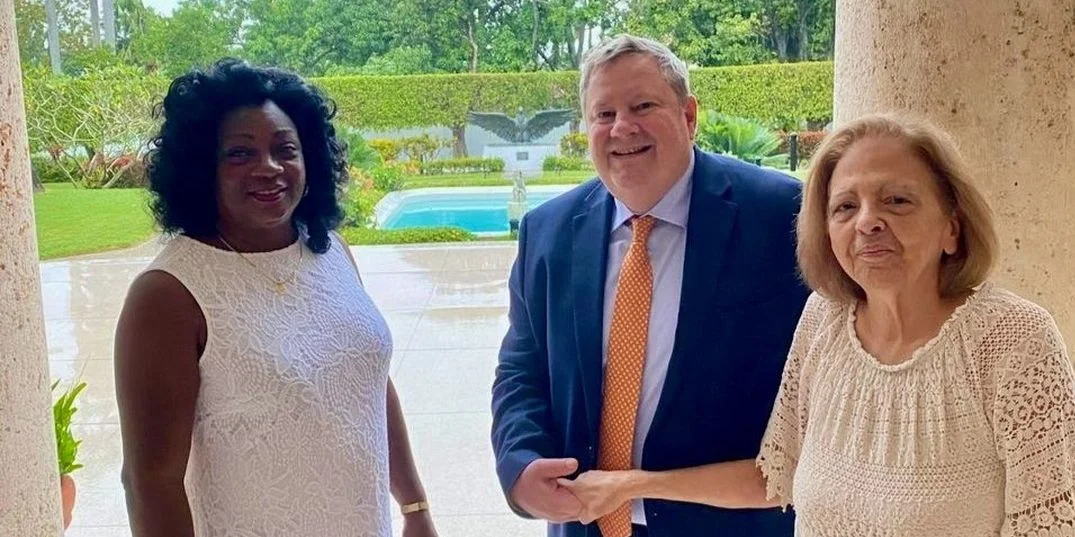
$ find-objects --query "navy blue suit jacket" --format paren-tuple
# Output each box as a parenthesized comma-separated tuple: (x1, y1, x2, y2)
(491, 148, 810, 537)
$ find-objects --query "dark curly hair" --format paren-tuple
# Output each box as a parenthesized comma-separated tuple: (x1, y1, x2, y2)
(146, 58, 348, 254)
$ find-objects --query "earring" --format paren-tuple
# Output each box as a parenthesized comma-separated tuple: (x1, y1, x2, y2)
(302, 185, 309, 198)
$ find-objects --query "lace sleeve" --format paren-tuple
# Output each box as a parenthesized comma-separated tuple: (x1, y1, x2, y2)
(992, 308, 1075, 536)
(756, 292, 828, 508)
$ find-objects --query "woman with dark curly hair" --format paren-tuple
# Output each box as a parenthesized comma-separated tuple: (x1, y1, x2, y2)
(114, 59, 438, 537)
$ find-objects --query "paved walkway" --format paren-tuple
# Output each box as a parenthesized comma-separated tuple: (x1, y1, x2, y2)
(44, 239, 546, 537)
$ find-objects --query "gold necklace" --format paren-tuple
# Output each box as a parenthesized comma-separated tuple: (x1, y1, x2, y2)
(218, 235, 303, 295)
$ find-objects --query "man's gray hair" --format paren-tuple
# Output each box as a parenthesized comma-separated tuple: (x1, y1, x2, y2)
(579, 34, 691, 108)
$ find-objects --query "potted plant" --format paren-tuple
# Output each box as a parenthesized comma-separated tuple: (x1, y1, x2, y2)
(53, 380, 87, 530)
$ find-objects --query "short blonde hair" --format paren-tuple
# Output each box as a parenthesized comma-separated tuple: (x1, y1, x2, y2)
(578, 34, 691, 109)
(797, 113, 999, 302)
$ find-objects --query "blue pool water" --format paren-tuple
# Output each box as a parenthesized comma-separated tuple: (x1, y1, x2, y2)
(381, 190, 567, 233)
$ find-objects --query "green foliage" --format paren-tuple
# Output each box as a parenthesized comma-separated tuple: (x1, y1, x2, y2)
(312, 70, 580, 131)
(21, 62, 831, 159)
(53, 380, 87, 476)
(354, 46, 436, 76)
(421, 157, 505, 175)
(337, 127, 383, 171)
(15, 0, 834, 81)
(14, 0, 96, 69)
(80, 153, 148, 188)
(621, 0, 834, 65)
(559, 132, 589, 158)
(22, 66, 165, 188)
(399, 133, 451, 164)
(339, 226, 476, 245)
(342, 185, 386, 228)
(13, 0, 48, 67)
(314, 62, 830, 131)
(696, 111, 787, 167)
(28, 152, 145, 188)
(125, 0, 241, 78)
(370, 163, 408, 192)
(367, 139, 402, 163)
(690, 62, 833, 125)
(62, 46, 132, 76)
(31, 156, 76, 184)
(543, 155, 592, 172)
(241, 0, 393, 76)
(622, 1, 774, 66)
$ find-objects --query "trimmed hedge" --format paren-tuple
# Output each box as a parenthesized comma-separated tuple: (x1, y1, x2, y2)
(421, 157, 505, 175)
(544, 155, 591, 172)
(690, 62, 833, 127)
(339, 226, 476, 245)
(313, 71, 580, 131)
(24, 62, 833, 152)
(314, 62, 832, 130)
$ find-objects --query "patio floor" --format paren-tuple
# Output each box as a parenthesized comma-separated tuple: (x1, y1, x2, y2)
(43, 239, 546, 537)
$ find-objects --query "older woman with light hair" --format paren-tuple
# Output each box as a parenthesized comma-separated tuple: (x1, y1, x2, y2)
(559, 113, 1075, 537)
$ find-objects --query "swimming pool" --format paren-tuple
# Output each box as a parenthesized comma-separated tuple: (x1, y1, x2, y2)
(375, 186, 575, 234)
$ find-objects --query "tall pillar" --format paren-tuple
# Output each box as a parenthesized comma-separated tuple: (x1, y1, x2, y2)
(834, 1, 1075, 343)
(0, 0, 64, 535)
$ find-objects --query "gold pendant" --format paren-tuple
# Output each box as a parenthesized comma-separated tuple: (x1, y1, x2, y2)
(274, 282, 287, 295)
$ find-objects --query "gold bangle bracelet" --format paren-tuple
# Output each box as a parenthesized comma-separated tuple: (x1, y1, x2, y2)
(401, 500, 430, 515)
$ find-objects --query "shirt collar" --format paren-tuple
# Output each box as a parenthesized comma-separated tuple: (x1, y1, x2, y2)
(611, 150, 695, 232)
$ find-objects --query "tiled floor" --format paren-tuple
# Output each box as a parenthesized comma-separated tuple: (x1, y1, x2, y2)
(43, 239, 545, 537)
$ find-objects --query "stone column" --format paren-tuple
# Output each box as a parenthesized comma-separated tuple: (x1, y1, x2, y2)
(834, 1, 1075, 343)
(0, 0, 64, 535)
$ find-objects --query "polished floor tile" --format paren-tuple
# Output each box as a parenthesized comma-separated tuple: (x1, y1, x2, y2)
(40, 242, 540, 537)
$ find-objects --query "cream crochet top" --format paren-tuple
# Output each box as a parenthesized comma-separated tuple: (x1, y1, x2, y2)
(757, 283, 1075, 537)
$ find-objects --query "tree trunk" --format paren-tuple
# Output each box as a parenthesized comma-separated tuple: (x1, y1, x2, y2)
(88, 0, 100, 47)
(451, 124, 467, 158)
(102, 0, 116, 49)
(772, 27, 789, 61)
(31, 168, 45, 193)
(572, 25, 585, 67)
(797, 0, 814, 60)
(531, 0, 540, 70)
(466, 15, 479, 72)
(46, 0, 61, 74)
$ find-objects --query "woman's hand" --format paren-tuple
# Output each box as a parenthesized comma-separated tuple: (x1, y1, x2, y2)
(557, 470, 639, 525)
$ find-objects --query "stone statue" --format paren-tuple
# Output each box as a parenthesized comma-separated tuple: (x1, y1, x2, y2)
(507, 171, 528, 228)
(511, 172, 526, 203)
(467, 107, 575, 144)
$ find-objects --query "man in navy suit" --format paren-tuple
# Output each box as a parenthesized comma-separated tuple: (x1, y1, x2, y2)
(490, 34, 809, 537)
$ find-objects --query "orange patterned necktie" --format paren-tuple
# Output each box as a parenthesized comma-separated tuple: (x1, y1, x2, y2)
(597, 215, 656, 537)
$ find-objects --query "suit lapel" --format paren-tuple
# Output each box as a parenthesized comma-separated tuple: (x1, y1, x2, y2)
(571, 183, 614, 442)
(650, 149, 739, 430)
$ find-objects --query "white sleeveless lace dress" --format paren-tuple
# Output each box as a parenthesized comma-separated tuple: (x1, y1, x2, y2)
(145, 232, 392, 537)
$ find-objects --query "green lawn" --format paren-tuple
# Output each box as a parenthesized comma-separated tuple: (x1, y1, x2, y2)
(33, 183, 155, 260)
(32, 166, 808, 259)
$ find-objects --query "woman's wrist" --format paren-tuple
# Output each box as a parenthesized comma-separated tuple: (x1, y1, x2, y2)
(621, 469, 653, 500)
